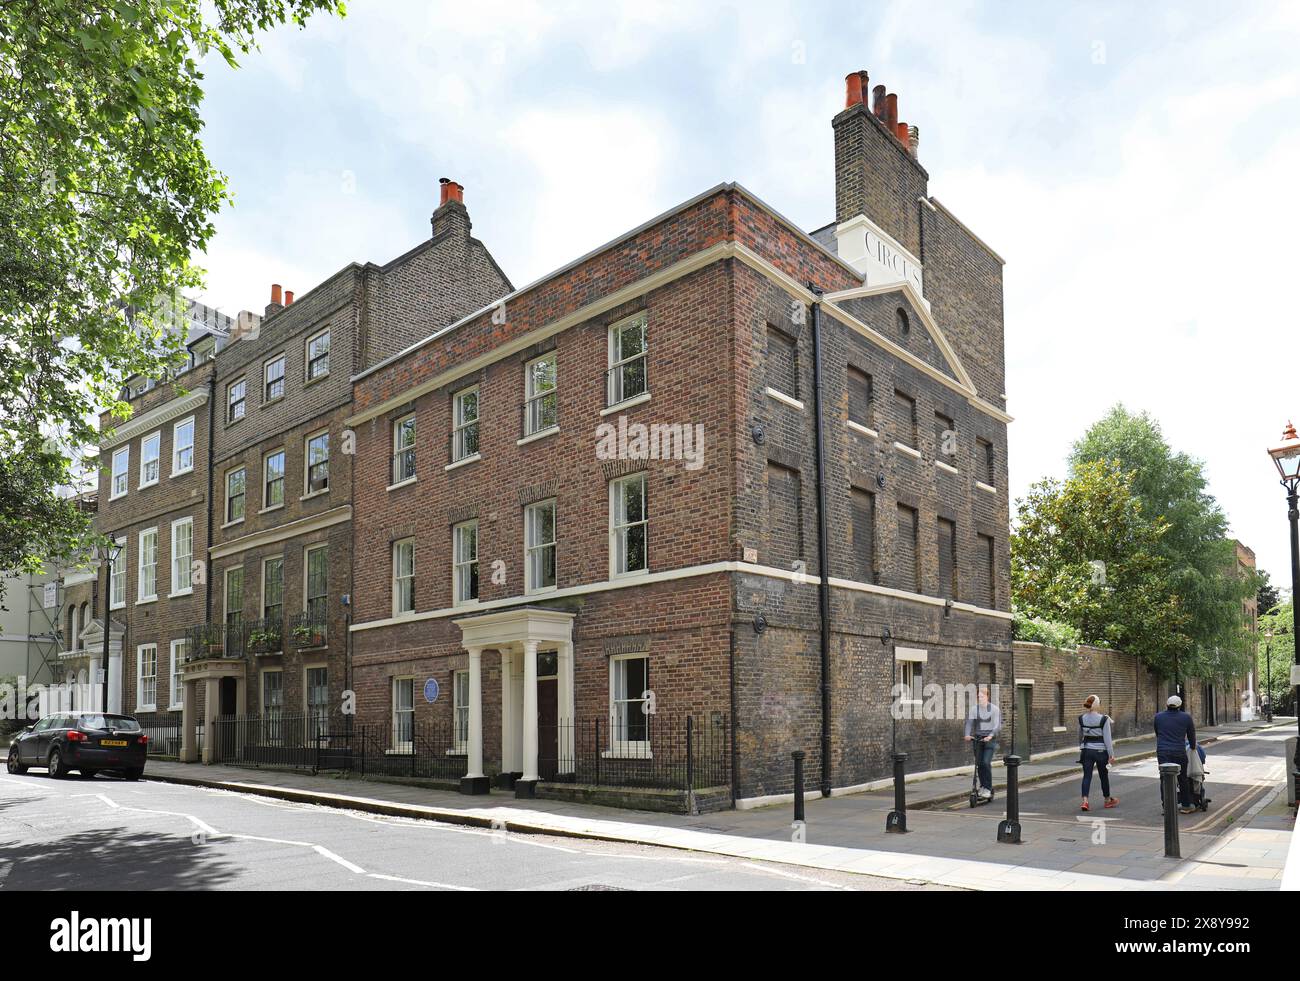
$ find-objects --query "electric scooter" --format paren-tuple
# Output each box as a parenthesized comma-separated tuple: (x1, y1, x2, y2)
(968, 738, 996, 808)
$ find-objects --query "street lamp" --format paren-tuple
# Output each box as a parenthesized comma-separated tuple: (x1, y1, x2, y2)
(1266, 421, 1300, 785)
(1262, 628, 1274, 723)
(95, 539, 124, 713)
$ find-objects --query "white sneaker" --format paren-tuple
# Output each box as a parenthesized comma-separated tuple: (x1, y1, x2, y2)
(978, 787, 992, 799)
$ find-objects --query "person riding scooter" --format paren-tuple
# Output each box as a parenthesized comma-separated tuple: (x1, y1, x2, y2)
(963, 687, 1001, 802)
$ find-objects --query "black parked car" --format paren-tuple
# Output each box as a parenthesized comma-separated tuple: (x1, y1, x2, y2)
(6, 711, 148, 780)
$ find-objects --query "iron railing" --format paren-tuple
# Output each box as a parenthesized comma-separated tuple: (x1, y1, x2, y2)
(287, 611, 327, 649)
(186, 622, 246, 660)
(604, 354, 647, 407)
(135, 712, 183, 758)
(244, 617, 284, 656)
(538, 713, 728, 790)
(520, 390, 558, 437)
(449, 422, 479, 462)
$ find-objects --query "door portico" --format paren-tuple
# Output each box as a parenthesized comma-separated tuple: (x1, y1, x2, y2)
(453, 607, 575, 798)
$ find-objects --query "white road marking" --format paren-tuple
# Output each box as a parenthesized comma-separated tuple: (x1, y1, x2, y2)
(367, 873, 478, 891)
(95, 793, 219, 837)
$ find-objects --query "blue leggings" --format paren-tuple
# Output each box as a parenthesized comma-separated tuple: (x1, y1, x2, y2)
(1081, 748, 1110, 798)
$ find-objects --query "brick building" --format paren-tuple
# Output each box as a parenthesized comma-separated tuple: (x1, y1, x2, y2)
(85, 190, 509, 761)
(343, 71, 1015, 805)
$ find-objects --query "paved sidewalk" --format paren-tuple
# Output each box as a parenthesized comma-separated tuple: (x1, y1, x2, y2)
(138, 719, 1293, 892)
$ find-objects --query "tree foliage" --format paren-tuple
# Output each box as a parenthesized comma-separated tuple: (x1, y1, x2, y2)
(1257, 601, 1296, 712)
(1011, 460, 1190, 676)
(1068, 405, 1255, 682)
(0, 0, 344, 599)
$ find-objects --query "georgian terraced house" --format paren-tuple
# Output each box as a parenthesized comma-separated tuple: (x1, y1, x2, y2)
(74, 71, 1017, 808)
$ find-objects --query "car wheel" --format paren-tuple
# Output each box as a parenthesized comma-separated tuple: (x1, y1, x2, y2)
(6, 746, 27, 775)
(123, 767, 143, 782)
(47, 748, 67, 779)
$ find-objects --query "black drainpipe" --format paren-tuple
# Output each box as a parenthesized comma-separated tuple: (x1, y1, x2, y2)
(204, 373, 216, 624)
(808, 285, 833, 798)
(728, 628, 738, 805)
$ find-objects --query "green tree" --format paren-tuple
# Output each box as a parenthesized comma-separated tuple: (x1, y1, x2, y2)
(0, 0, 345, 600)
(1011, 460, 1190, 676)
(1069, 405, 1254, 682)
(1258, 602, 1295, 714)
(1256, 571, 1282, 618)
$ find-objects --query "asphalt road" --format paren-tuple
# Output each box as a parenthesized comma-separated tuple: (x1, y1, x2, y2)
(943, 726, 1290, 837)
(0, 768, 945, 892)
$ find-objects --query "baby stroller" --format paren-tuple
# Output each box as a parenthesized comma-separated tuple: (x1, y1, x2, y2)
(1187, 743, 1210, 812)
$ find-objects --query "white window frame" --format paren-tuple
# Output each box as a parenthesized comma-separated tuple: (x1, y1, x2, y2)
(262, 448, 285, 510)
(169, 516, 194, 597)
(392, 413, 417, 485)
(224, 566, 244, 633)
(609, 472, 648, 578)
(452, 521, 479, 606)
(304, 429, 329, 496)
(110, 446, 130, 500)
(261, 555, 284, 622)
(139, 430, 161, 488)
(110, 536, 127, 609)
(137, 527, 158, 603)
(305, 328, 331, 381)
(168, 639, 187, 711)
(895, 647, 928, 706)
(392, 676, 415, 753)
(264, 352, 286, 403)
(524, 499, 557, 594)
(392, 538, 415, 616)
(171, 416, 195, 476)
(136, 643, 158, 713)
(453, 670, 470, 754)
(608, 653, 651, 756)
(304, 543, 329, 623)
(606, 312, 648, 407)
(225, 466, 246, 525)
(227, 376, 247, 423)
(451, 386, 480, 463)
(523, 352, 558, 437)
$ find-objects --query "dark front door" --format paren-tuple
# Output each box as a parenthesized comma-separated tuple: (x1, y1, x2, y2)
(217, 677, 238, 761)
(1013, 685, 1032, 761)
(537, 678, 559, 780)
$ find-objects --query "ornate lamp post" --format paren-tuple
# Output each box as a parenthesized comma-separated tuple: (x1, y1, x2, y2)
(96, 539, 124, 713)
(1266, 421, 1300, 783)
(1261, 628, 1274, 723)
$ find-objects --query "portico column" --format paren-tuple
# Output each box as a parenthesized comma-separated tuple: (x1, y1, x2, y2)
(558, 640, 575, 772)
(180, 678, 198, 762)
(500, 648, 518, 777)
(106, 640, 122, 715)
(459, 647, 490, 794)
(517, 640, 540, 798)
(201, 679, 219, 764)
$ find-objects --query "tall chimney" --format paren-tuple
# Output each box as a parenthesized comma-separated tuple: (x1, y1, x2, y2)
(895, 121, 909, 145)
(271, 283, 282, 306)
(872, 84, 886, 118)
(885, 93, 899, 132)
(284, 290, 294, 305)
(908, 125, 920, 157)
(265, 283, 284, 318)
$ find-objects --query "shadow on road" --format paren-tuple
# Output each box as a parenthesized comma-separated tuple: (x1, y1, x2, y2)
(0, 827, 243, 891)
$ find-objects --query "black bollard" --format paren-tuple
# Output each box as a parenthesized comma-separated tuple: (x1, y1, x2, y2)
(792, 750, 806, 823)
(885, 752, 908, 833)
(997, 754, 1022, 843)
(1160, 763, 1182, 858)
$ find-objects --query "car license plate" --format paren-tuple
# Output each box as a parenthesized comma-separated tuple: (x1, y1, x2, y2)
(101, 739, 129, 747)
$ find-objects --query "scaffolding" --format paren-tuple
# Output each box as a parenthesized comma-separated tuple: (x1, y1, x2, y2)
(25, 574, 63, 689)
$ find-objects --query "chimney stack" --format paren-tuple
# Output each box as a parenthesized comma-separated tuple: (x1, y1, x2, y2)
(265, 283, 284, 318)
(908, 125, 920, 157)
(438, 177, 465, 207)
(895, 121, 909, 145)
(885, 92, 899, 132)
(284, 290, 294, 305)
(271, 283, 282, 305)
(872, 84, 886, 118)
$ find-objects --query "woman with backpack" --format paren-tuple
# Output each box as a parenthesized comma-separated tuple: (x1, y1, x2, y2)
(1079, 694, 1118, 812)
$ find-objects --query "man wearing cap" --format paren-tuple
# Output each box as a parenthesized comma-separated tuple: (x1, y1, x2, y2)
(1153, 694, 1197, 814)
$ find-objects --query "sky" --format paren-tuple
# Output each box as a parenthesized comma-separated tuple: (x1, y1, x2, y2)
(191, 0, 1300, 585)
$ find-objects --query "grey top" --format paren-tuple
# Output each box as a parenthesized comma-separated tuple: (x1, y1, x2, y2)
(1079, 711, 1114, 756)
(964, 702, 1002, 740)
